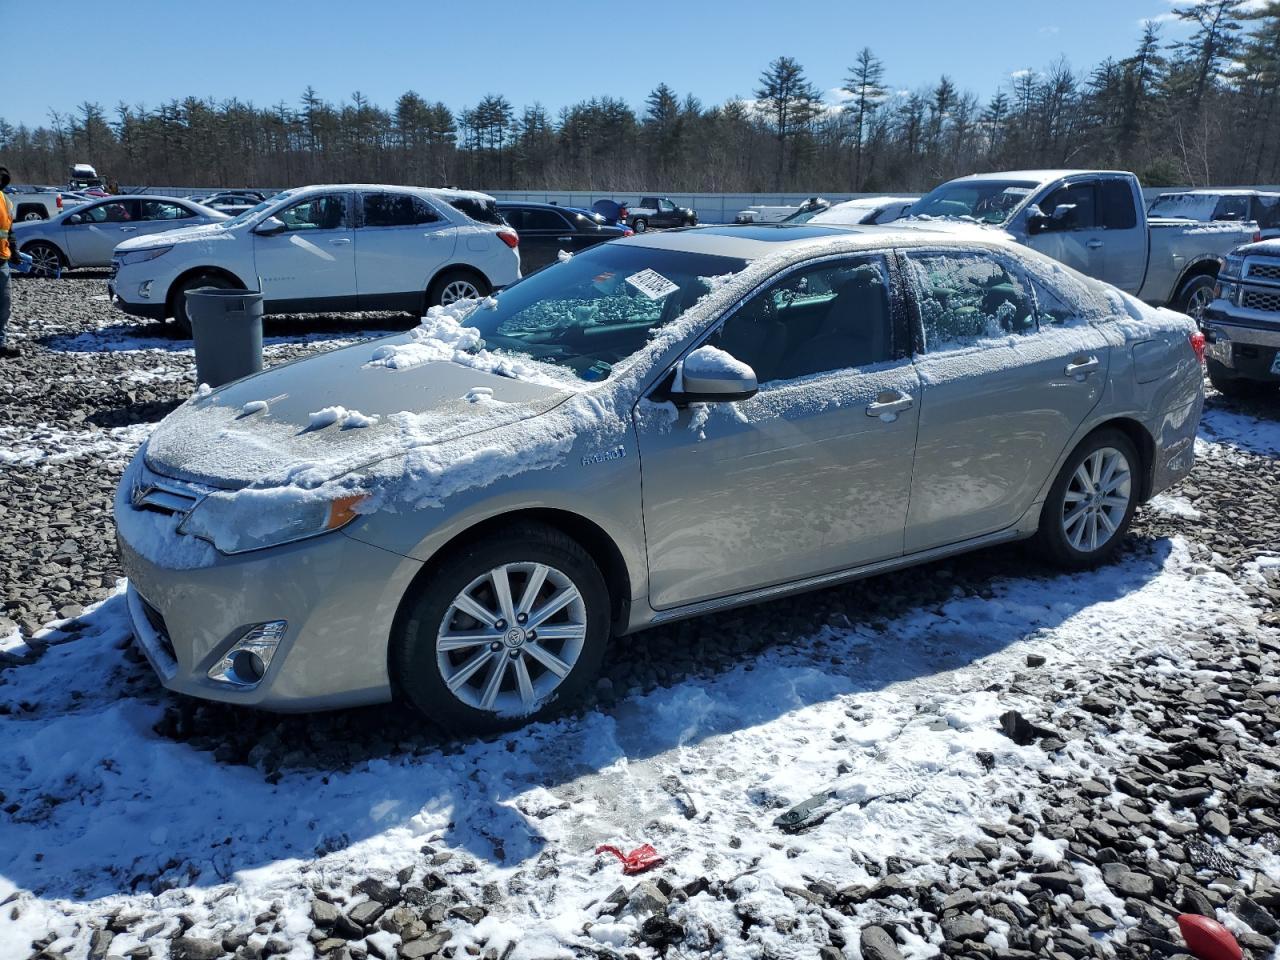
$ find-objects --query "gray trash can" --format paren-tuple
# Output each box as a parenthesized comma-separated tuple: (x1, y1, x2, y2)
(186, 287, 264, 388)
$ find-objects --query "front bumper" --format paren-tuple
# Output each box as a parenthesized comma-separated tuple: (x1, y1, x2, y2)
(115, 478, 423, 711)
(1201, 313, 1280, 382)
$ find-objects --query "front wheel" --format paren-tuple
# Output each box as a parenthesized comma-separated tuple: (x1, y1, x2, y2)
(393, 523, 611, 733)
(1175, 274, 1215, 321)
(1034, 430, 1139, 570)
(632, 218, 648, 233)
(22, 242, 63, 278)
(172, 273, 236, 337)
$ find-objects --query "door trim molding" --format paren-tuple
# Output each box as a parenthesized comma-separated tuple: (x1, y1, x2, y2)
(646, 525, 1023, 624)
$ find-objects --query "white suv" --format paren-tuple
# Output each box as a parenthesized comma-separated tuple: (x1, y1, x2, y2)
(110, 184, 521, 332)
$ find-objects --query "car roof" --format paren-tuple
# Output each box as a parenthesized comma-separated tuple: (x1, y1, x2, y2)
(1154, 189, 1280, 198)
(950, 170, 1131, 185)
(76, 194, 195, 202)
(288, 184, 498, 202)
(619, 223, 1014, 261)
(496, 201, 570, 211)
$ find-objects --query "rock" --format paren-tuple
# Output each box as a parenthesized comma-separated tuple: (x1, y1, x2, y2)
(817, 948, 845, 960)
(622, 881, 669, 919)
(1202, 811, 1231, 837)
(354, 878, 399, 904)
(998, 710, 1058, 746)
(449, 904, 486, 924)
(87, 929, 114, 960)
(1032, 871, 1078, 894)
(859, 925, 904, 960)
(1101, 864, 1154, 900)
(347, 899, 385, 929)
(1026, 654, 1047, 668)
(941, 914, 986, 943)
(1229, 892, 1279, 936)
(169, 938, 223, 960)
(639, 914, 685, 949)
(399, 930, 451, 959)
(311, 899, 341, 928)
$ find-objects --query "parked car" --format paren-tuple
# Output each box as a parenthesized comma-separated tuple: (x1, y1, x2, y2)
(114, 223, 1203, 731)
(195, 191, 269, 216)
(4, 185, 63, 222)
(68, 162, 106, 192)
(590, 199, 630, 225)
(807, 196, 918, 226)
(15, 195, 229, 276)
(735, 197, 830, 225)
(1200, 238, 1280, 394)
(497, 201, 630, 271)
(58, 190, 93, 208)
(627, 196, 697, 232)
(1147, 189, 1280, 240)
(110, 184, 520, 332)
(903, 170, 1257, 317)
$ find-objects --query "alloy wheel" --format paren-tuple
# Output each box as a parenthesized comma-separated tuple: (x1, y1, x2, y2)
(28, 245, 61, 277)
(1186, 285, 1213, 320)
(440, 279, 481, 305)
(436, 562, 587, 715)
(1061, 446, 1132, 553)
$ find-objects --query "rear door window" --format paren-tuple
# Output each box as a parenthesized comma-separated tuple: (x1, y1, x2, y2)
(1098, 180, 1138, 229)
(904, 252, 1036, 351)
(1211, 195, 1250, 222)
(362, 193, 438, 227)
(523, 209, 572, 231)
(139, 200, 195, 221)
(444, 196, 505, 225)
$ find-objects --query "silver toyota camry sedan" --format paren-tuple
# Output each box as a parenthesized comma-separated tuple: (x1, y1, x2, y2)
(114, 225, 1205, 731)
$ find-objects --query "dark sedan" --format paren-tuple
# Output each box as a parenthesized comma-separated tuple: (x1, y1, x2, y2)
(498, 202, 631, 272)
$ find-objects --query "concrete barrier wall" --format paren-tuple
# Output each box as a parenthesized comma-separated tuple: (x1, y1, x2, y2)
(135, 185, 1280, 224)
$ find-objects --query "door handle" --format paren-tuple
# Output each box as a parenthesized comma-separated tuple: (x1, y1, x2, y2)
(865, 391, 914, 419)
(1064, 356, 1101, 379)
(328, 238, 352, 245)
(556, 236, 574, 243)
(1086, 239, 1103, 249)
(119, 226, 138, 233)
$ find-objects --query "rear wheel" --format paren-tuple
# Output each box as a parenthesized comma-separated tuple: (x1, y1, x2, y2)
(22, 242, 63, 278)
(427, 269, 489, 310)
(632, 217, 648, 233)
(393, 523, 610, 733)
(16, 206, 47, 222)
(171, 273, 236, 337)
(1175, 274, 1215, 321)
(1034, 430, 1139, 570)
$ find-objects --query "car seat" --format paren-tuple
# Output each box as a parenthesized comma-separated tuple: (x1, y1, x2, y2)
(777, 265, 888, 378)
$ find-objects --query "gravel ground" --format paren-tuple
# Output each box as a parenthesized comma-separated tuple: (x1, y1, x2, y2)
(1, 274, 1279, 960)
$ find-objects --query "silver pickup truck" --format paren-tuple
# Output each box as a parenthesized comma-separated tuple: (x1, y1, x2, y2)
(904, 170, 1257, 316)
(1200, 239, 1280, 394)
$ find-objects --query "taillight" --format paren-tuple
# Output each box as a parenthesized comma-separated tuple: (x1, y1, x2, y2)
(622, 227, 634, 237)
(1253, 229, 1262, 243)
(497, 228, 519, 249)
(56, 193, 63, 210)
(1189, 331, 1206, 364)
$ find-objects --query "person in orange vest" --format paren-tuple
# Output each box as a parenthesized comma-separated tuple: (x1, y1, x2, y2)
(0, 165, 19, 358)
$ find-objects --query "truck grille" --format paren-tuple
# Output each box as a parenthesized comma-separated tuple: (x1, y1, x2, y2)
(1242, 290, 1280, 312)
(1246, 261, 1280, 281)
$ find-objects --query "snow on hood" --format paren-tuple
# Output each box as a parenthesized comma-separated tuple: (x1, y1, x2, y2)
(892, 218, 1018, 242)
(115, 220, 238, 253)
(1232, 236, 1280, 258)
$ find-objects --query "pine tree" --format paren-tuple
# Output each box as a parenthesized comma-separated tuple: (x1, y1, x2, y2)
(841, 48, 887, 189)
(754, 56, 822, 189)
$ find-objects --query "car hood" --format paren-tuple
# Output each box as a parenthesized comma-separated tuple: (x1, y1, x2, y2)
(1231, 236, 1280, 258)
(116, 220, 238, 253)
(877, 218, 1018, 242)
(144, 337, 575, 490)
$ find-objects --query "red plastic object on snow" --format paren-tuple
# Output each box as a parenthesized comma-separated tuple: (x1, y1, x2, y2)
(1178, 914, 1242, 960)
(595, 843, 664, 875)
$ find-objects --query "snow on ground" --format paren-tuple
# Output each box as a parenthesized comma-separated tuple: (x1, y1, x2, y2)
(1146, 492, 1202, 521)
(0, 534, 1265, 960)
(1198, 403, 1280, 459)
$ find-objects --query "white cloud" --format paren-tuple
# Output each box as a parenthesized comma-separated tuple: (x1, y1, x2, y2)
(1038, 25, 1061, 35)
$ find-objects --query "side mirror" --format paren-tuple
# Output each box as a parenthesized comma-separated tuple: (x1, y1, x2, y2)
(1051, 203, 1077, 222)
(254, 216, 287, 236)
(66, 213, 84, 225)
(671, 346, 759, 403)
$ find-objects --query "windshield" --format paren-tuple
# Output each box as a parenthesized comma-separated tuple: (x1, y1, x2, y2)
(908, 180, 1037, 224)
(463, 243, 747, 381)
(222, 191, 292, 228)
(783, 204, 830, 224)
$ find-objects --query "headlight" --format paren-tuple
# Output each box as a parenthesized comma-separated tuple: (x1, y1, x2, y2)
(1214, 279, 1240, 304)
(1222, 255, 1245, 279)
(119, 246, 173, 265)
(179, 489, 368, 554)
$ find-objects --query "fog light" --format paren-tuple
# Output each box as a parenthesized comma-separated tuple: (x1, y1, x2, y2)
(138, 280, 153, 299)
(207, 620, 287, 687)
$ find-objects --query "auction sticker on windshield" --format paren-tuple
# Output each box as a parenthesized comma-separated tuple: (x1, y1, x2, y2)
(625, 269, 680, 301)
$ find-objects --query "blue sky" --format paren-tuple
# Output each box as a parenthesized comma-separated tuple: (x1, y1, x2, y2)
(8, 0, 1199, 129)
